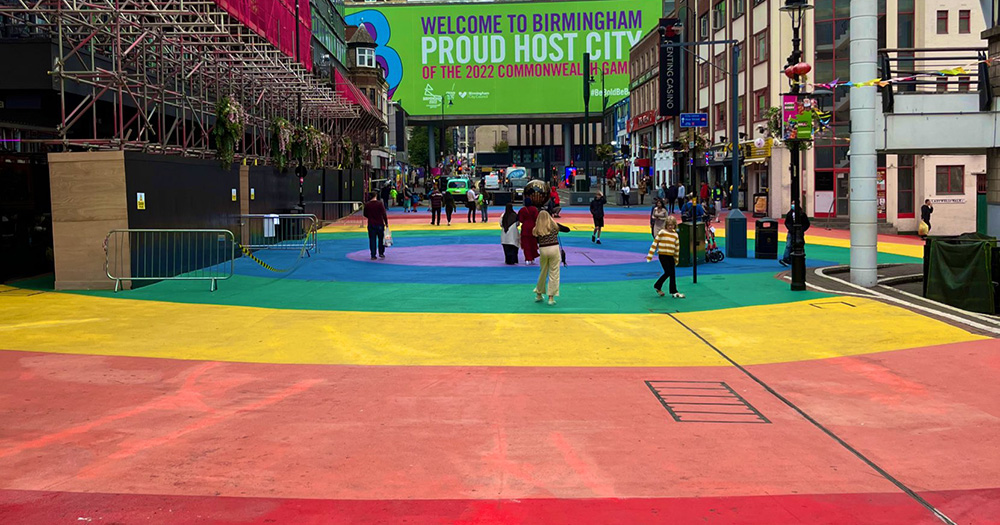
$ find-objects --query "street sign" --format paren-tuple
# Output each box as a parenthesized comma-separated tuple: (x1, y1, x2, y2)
(680, 113, 708, 128)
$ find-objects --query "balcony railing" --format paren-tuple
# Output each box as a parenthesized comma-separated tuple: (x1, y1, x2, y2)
(878, 47, 992, 113)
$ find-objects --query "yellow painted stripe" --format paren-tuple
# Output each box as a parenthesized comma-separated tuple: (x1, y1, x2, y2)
(0, 292, 983, 367)
(674, 297, 988, 365)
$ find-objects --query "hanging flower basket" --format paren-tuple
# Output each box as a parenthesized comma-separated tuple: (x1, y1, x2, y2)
(212, 96, 245, 168)
(677, 129, 709, 153)
(270, 117, 294, 171)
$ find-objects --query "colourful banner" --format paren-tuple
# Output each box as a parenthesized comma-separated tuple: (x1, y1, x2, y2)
(215, 0, 312, 70)
(345, 0, 662, 116)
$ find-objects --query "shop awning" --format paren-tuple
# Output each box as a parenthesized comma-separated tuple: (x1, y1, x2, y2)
(335, 69, 379, 118)
(744, 157, 769, 165)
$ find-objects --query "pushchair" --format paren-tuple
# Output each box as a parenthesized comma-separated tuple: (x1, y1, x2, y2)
(705, 224, 725, 263)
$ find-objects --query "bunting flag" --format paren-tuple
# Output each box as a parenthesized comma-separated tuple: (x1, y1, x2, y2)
(788, 57, 995, 91)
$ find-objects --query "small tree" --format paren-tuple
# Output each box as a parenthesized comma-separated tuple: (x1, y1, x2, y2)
(407, 126, 454, 168)
(493, 140, 509, 153)
(595, 143, 615, 163)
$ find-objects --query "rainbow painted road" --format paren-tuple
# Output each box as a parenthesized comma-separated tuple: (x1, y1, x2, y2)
(1, 207, 998, 524)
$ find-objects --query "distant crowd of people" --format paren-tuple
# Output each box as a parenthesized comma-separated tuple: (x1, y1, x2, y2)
(364, 177, 814, 306)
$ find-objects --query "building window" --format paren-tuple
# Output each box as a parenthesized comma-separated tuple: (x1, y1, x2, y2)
(357, 47, 375, 68)
(958, 76, 971, 92)
(936, 165, 964, 194)
(937, 10, 948, 34)
(715, 103, 726, 129)
(733, 0, 745, 18)
(738, 47, 745, 71)
(699, 62, 710, 87)
(959, 10, 970, 33)
(755, 90, 767, 121)
(753, 31, 768, 65)
(714, 53, 725, 82)
(700, 14, 709, 39)
(738, 95, 745, 122)
(713, 1, 726, 30)
(897, 155, 915, 217)
(936, 77, 949, 93)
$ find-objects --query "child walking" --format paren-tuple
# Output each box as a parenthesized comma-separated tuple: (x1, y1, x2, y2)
(646, 216, 685, 298)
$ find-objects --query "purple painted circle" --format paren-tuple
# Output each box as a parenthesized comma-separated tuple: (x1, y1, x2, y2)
(346, 244, 645, 267)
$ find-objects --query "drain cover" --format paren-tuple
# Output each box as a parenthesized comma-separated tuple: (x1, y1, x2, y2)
(645, 380, 770, 424)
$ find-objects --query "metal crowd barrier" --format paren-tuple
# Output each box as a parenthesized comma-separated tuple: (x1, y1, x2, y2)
(105, 229, 236, 292)
(307, 201, 364, 228)
(239, 214, 319, 255)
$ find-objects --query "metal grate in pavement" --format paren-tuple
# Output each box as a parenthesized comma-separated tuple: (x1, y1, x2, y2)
(645, 380, 770, 424)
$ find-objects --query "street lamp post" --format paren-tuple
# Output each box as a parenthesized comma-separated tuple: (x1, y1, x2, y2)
(780, 0, 814, 291)
(438, 93, 455, 169)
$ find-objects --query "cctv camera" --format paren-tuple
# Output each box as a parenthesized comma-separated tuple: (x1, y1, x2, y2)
(657, 26, 667, 37)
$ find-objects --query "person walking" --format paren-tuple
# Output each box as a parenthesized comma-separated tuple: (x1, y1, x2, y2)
(363, 192, 389, 260)
(712, 183, 724, 223)
(466, 186, 478, 223)
(443, 191, 456, 226)
(410, 186, 420, 213)
(402, 185, 411, 213)
(657, 182, 667, 202)
(666, 182, 679, 214)
(479, 190, 490, 223)
(646, 216, 684, 298)
(699, 181, 710, 206)
(533, 210, 570, 305)
(681, 198, 706, 223)
(677, 181, 686, 209)
(920, 199, 934, 236)
(429, 185, 444, 226)
(621, 183, 631, 208)
(380, 183, 392, 210)
(780, 200, 811, 267)
(390, 186, 398, 208)
(500, 203, 520, 265)
(639, 177, 648, 205)
(590, 191, 606, 244)
(517, 203, 540, 264)
(651, 198, 668, 239)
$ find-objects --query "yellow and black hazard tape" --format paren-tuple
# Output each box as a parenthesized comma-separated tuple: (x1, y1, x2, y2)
(236, 225, 318, 273)
(238, 244, 288, 273)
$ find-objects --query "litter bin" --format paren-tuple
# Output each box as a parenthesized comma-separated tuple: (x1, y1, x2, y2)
(677, 221, 706, 267)
(575, 177, 591, 192)
(755, 218, 779, 259)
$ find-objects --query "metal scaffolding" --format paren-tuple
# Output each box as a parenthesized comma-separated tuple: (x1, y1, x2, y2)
(0, 0, 382, 161)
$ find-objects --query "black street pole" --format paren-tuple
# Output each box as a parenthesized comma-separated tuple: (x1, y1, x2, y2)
(583, 53, 591, 193)
(295, 0, 304, 210)
(784, 2, 809, 291)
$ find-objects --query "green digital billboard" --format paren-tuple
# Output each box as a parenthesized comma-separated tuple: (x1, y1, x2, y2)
(345, 0, 662, 117)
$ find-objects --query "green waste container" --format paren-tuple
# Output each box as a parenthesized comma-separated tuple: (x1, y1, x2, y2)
(677, 221, 706, 267)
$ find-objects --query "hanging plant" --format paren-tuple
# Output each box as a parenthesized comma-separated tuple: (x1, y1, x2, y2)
(212, 96, 245, 168)
(289, 125, 308, 163)
(340, 137, 353, 169)
(269, 117, 294, 171)
(766, 106, 818, 151)
(302, 125, 331, 169)
(765, 107, 783, 139)
(677, 129, 709, 153)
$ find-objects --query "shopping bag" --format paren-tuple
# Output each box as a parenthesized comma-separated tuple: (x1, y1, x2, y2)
(384, 228, 393, 247)
(918, 220, 929, 237)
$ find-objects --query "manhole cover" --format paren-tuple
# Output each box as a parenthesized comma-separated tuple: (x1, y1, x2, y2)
(645, 380, 770, 424)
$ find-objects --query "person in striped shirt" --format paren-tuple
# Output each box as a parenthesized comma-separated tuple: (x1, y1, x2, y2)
(646, 216, 685, 298)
